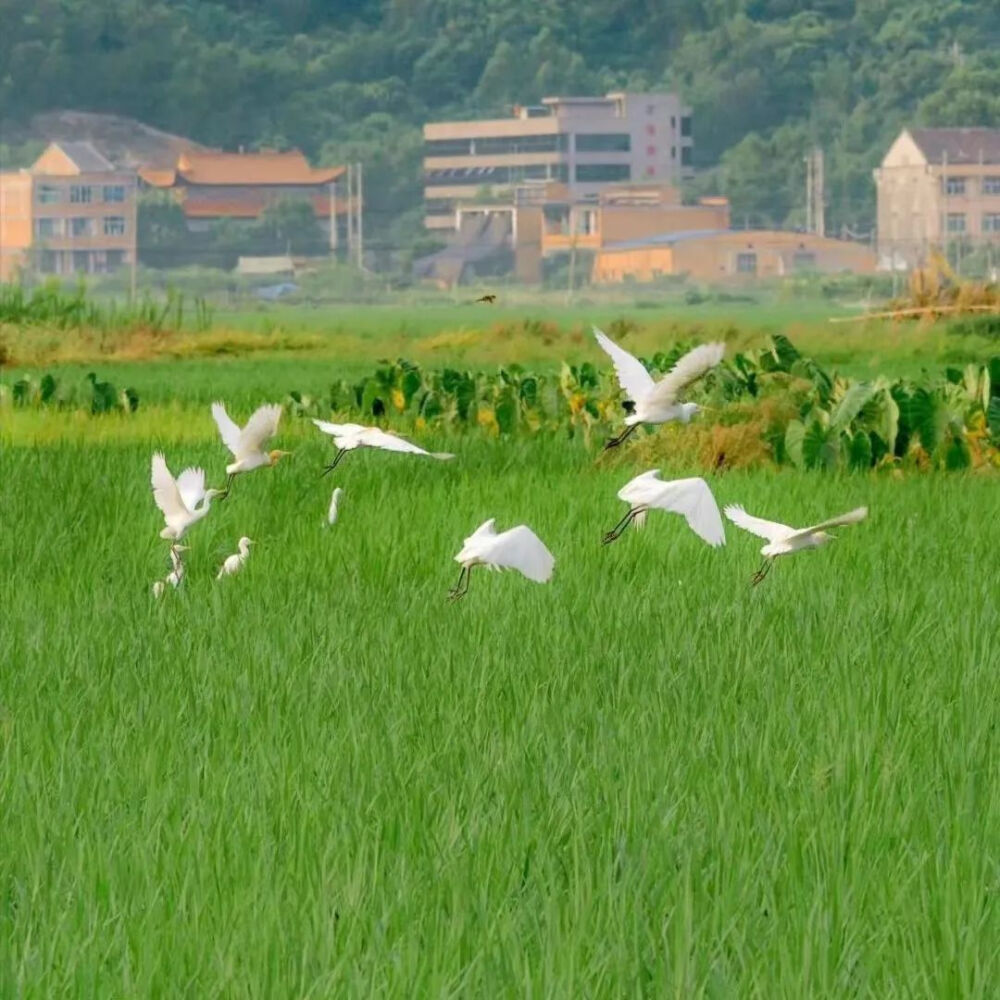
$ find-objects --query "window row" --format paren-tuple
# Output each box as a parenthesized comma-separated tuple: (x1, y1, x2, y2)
(35, 216, 128, 237)
(943, 176, 1000, 196)
(36, 184, 128, 205)
(945, 212, 1000, 233)
(426, 163, 633, 185)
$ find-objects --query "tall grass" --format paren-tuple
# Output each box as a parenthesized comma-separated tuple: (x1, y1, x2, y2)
(1, 433, 997, 994)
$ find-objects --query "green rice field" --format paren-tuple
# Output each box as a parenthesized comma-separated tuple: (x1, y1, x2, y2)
(1, 304, 999, 994)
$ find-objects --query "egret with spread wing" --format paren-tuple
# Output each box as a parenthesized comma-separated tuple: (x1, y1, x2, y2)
(151, 453, 221, 543)
(594, 327, 724, 449)
(212, 402, 289, 498)
(603, 471, 725, 546)
(449, 519, 554, 601)
(311, 420, 453, 476)
(724, 504, 868, 585)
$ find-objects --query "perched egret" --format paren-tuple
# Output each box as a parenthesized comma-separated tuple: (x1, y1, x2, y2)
(593, 327, 724, 449)
(212, 402, 289, 498)
(449, 519, 554, 600)
(724, 504, 868, 585)
(151, 454, 221, 542)
(327, 486, 344, 526)
(217, 536, 253, 579)
(603, 470, 725, 546)
(311, 420, 454, 475)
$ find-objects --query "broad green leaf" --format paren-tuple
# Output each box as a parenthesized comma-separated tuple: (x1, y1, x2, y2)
(830, 381, 875, 431)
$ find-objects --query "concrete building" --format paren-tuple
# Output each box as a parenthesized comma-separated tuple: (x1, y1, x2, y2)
(0, 141, 137, 281)
(874, 128, 1000, 269)
(423, 92, 693, 231)
(592, 230, 876, 284)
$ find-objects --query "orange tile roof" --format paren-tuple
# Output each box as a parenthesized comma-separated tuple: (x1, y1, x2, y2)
(139, 168, 177, 187)
(173, 150, 344, 186)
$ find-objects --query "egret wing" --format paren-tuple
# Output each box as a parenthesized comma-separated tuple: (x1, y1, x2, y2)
(175, 467, 206, 511)
(238, 404, 282, 456)
(211, 402, 243, 457)
(616, 468, 662, 505)
(593, 327, 655, 402)
(648, 341, 725, 405)
(360, 427, 454, 459)
(650, 477, 725, 547)
(785, 506, 868, 542)
(723, 504, 790, 542)
(312, 419, 366, 438)
(150, 453, 188, 518)
(488, 525, 555, 583)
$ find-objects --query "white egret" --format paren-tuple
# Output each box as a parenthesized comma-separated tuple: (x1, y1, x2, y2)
(152, 580, 166, 598)
(212, 401, 289, 498)
(449, 519, 554, 600)
(311, 420, 454, 475)
(327, 486, 344, 525)
(593, 327, 725, 449)
(724, 504, 868, 585)
(603, 470, 725, 546)
(152, 545, 188, 598)
(217, 536, 253, 579)
(151, 454, 221, 542)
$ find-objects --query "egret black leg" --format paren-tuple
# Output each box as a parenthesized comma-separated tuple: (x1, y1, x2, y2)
(320, 449, 347, 478)
(603, 423, 639, 451)
(602, 506, 646, 545)
(448, 567, 470, 601)
(750, 560, 773, 587)
(217, 473, 235, 501)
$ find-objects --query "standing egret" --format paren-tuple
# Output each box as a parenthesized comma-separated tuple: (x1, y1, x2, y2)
(212, 402, 289, 498)
(327, 486, 344, 526)
(449, 519, 554, 601)
(603, 470, 725, 546)
(151, 454, 221, 542)
(217, 536, 253, 579)
(593, 327, 725, 449)
(152, 545, 188, 597)
(311, 420, 453, 475)
(724, 504, 868, 585)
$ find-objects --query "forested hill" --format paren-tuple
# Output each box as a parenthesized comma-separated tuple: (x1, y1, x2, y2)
(2, 0, 998, 244)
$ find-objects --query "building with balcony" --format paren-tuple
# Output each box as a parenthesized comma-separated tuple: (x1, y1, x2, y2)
(423, 92, 693, 232)
(874, 128, 1000, 269)
(0, 141, 137, 281)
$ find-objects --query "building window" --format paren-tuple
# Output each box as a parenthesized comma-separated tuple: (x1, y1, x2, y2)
(670, 116, 676, 128)
(736, 252, 757, 274)
(105, 250, 126, 270)
(983, 213, 1000, 233)
(39, 250, 59, 273)
(35, 218, 64, 237)
(575, 164, 631, 183)
(102, 185, 126, 203)
(424, 138, 473, 156)
(946, 213, 966, 233)
(680, 115, 692, 137)
(72, 250, 91, 273)
(36, 184, 62, 204)
(69, 185, 93, 203)
(425, 166, 512, 186)
(984, 177, 1000, 195)
(680, 146, 692, 166)
(70, 217, 94, 236)
(103, 216, 126, 236)
(943, 177, 966, 195)
(473, 134, 567, 155)
(575, 133, 631, 153)
(671, 146, 676, 160)
(792, 251, 817, 271)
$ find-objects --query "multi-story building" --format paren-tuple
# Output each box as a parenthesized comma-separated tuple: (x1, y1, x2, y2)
(0, 141, 137, 281)
(423, 92, 693, 231)
(874, 127, 1000, 269)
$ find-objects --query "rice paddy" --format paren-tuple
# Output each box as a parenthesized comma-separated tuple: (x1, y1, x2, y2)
(1, 308, 998, 995)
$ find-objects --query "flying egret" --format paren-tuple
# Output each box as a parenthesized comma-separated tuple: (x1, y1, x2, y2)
(311, 420, 454, 476)
(603, 470, 725, 546)
(212, 401, 289, 498)
(593, 327, 725, 449)
(217, 536, 253, 579)
(151, 454, 221, 542)
(327, 486, 344, 525)
(449, 519, 554, 601)
(724, 504, 868, 585)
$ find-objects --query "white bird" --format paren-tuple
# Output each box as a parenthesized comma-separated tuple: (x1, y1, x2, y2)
(152, 545, 188, 598)
(152, 580, 166, 598)
(311, 420, 454, 475)
(603, 470, 725, 546)
(212, 402, 289, 497)
(724, 504, 868, 585)
(327, 486, 344, 525)
(593, 327, 725, 449)
(151, 453, 221, 542)
(217, 536, 253, 580)
(449, 519, 555, 600)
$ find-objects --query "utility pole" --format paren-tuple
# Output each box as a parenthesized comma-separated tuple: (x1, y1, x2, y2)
(345, 163, 354, 265)
(356, 161, 364, 271)
(329, 177, 338, 256)
(813, 147, 825, 237)
(805, 152, 813, 234)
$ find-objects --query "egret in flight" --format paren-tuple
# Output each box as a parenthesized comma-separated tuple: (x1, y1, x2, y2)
(151, 454, 221, 543)
(327, 486, 344, 525)
(593, 327, 724, 449)
(217, 536, 253, 579)
(449, 519, 554, 600)
(603, 471, 725, 546)
(724, 504, 868, 585)
(212, 402, 289, 498)
(311, 420, 453, 475)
